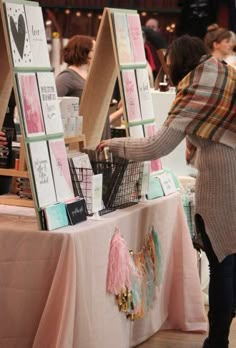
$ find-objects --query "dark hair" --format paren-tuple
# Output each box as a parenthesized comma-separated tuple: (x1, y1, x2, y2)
(63, 35, 94, 66)
(204, 23, 231, 53)
(168, 35, 207, 86)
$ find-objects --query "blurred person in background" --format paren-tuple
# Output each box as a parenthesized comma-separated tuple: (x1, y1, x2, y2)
(145, 18, 160, 32)
(225, 31, 236, 68)
(143, 20, 167, 79)
(204, 24, 231, 61)
(56, 35, 95, 99)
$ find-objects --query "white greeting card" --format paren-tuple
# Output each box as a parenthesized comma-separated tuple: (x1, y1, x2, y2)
(28, 141, 57, 208)
(48, 138, 74, 202)
(113, 12, 133, 65)
(129, 125, 144, 137)
(141, 161, 150, 196)
(5, 2, 33, 67)
(17, 73, 45, 137)
(92, 174, 103, 213)
(158, 172, 177, 196)
(24, 5, 50, 68)
(136, 68, 155, 121)
(37, 72, 64, 134)
(122, 69, 142, 123)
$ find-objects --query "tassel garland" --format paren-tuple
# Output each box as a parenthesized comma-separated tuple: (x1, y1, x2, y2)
(106, 226, 162, 321)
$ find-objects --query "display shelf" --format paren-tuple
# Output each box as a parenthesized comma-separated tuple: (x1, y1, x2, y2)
(0, 194, 34, 207)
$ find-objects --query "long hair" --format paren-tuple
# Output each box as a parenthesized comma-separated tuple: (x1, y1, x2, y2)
(204, 23, 231, 53)
(168, 35, 207, 86)
(63, 35, 94, 66)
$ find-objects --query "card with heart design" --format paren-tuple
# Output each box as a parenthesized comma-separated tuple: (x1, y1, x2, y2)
(5, 2, 33, 67)
(24, 5, 51, 68)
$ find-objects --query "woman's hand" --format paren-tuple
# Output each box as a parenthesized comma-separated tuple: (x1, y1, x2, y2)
(96, 139, 111, 152)
(0, 131, 7, 146)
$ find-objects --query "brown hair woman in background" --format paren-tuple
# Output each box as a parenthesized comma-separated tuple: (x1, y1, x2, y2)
(204, 23, 232, 61)
(56, 35, 95, 98)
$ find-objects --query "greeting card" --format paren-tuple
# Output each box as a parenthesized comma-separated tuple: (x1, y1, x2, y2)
(143, 124, 162, 172)
(122, 69, 142, 123)
(92, 174, 103, 213)
(24, 5, 50, 68)
(37, 72, 64, 134)
(136, 68, 154, 121)
(5, 2, 33, 67)
(48, 138, 74, 202)
(17, 73, 45, 137)
(127, 14, 146, 64)
(44, 203, 69, 230)
(113, 12, 133, 65)
(66, 197, 87, 225)
(129, 125, 144, 138)
(28, 141, 57, 208)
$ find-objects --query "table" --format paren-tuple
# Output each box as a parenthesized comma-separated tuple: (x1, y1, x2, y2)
(0, 192, 207, 348)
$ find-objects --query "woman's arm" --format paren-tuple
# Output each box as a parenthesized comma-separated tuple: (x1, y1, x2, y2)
(98, 127, 185, 162)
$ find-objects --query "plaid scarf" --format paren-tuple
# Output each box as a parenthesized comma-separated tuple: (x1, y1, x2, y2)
(164, 56, 236, 163)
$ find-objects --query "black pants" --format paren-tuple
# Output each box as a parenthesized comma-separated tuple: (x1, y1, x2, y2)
(195, 215, 236, 348)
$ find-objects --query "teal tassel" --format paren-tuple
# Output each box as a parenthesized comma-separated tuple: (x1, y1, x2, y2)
(144, 253, 155, 310)
(152, 226, 162, 286)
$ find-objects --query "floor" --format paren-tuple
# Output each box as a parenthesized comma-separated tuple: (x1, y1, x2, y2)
(137, 310, 236, 348)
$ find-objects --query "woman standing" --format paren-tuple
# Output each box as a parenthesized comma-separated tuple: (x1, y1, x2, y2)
(97, 35, 236, 348)
(56, 35, 95, 98)
(204, 23, 232, 61)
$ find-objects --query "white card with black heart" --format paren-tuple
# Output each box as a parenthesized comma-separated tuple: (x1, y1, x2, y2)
(5, 2, 33, 68)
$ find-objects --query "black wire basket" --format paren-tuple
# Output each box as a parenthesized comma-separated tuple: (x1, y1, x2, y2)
(69, 158, 144, 215)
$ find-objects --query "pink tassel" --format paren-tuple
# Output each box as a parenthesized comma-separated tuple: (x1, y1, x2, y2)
(107, 228, 132, 294)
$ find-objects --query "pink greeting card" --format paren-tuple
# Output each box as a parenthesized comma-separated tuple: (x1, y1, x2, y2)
(48, 138, 74, 202)
(17, 73, 45, 137)
(122, 69, 142, 123)
(127, 14, 146, 64)
(144, 124, 163, 171)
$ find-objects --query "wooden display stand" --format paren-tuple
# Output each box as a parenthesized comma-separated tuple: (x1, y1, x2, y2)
(0, 1, 32, 207)
(0, 0, 86, 227)
(80, 8, 137, 149)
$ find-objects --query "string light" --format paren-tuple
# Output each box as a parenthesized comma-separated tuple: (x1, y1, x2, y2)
(65, 9, 70, 15)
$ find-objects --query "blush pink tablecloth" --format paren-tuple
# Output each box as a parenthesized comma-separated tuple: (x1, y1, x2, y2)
(0, 192, 207, 348)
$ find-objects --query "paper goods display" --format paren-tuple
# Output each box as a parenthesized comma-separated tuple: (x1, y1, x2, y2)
(28, 141, 57, 208)
(24, 5, 50, 68)
(113, 12, 133, 66)
(5, 2, 33, 67)
(37, 72, 64, 135)
(127, 13, 146, 65)
(43, 202, 69, 230)
(48, 138, 75, 202)
(17, 73, 45, 137)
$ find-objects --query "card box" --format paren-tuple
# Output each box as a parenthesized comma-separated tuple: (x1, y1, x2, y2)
(44, 202, 69, 230)
(66, 198, 87, 225)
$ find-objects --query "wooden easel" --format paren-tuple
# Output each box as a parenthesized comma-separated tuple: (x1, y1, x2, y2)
(80, 8, 147, 150)
(0, 1, 33, 207)
(0, 0, 86, 214)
